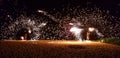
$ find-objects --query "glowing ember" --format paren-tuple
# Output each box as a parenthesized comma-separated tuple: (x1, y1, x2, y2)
(89, 27, 95, 32)
(20, 36, 24, 40)
(28, 30, 32, 33)
(37, 10, 44, 13)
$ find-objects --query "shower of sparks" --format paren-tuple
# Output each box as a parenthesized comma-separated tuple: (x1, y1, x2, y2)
(70, 27, 83, 41)
(0, 5, 120, 40)
(0, 16, 48, 40)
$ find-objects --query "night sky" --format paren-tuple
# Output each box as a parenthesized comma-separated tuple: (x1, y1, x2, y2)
(0, 0, 120, 23)
(0, 0, 120, 16)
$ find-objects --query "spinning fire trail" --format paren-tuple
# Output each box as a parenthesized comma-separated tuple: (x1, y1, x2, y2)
(0, 6, 119, 40)
(70, 25, 83, 41)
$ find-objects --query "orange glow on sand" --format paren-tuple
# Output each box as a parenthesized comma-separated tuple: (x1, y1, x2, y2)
(48, 40, 99, 45)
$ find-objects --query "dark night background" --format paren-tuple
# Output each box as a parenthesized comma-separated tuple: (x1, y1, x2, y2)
(0, 0, 120, 16)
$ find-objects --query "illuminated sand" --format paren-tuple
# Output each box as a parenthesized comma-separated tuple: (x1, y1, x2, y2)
(0, 40, 120, 58)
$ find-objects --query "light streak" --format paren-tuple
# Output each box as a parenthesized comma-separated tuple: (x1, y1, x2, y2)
(37, 10, 44, 13)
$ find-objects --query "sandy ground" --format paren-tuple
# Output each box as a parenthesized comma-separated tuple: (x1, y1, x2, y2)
(0, 40, 120, 58)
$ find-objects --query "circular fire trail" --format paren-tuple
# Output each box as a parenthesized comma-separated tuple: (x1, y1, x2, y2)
(0, 6, 119, 40)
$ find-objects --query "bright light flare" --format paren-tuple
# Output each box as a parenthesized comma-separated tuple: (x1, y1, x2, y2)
(70, 27, 83, 41)
(70, 27, 82, 34)
(41, 23, 46, 26)
(28, 30, 32, 33)
(37, 10, 44, 13)
(20, 36, 24, 40)
(89, 27, 95, 32)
